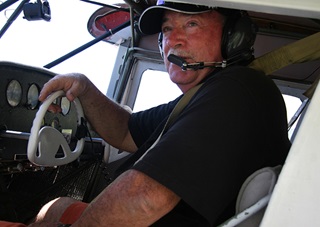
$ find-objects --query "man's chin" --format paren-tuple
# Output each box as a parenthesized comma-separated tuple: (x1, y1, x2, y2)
(169, 71, 194, 84)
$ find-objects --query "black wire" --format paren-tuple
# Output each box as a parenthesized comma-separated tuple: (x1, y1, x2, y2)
(0, 0, 19, 12)
(84, 121, 95, 158)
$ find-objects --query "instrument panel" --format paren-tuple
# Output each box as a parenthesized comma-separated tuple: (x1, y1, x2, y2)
(0, 63, 105, 223)
(0, 61, 102, 169)
(0, 62, 70, 133)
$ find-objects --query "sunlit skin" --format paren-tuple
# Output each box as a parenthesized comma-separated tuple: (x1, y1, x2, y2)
(162, 10, 225, 93)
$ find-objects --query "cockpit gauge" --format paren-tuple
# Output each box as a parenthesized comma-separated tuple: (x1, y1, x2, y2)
(27, 84, 39, 109)
(61, 97, 71, 115)
(51, 117, 60, 130)
(6, 80, 22, 107)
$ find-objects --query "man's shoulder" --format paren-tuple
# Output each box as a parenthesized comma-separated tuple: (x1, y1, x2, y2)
(199, 65, 280, 102)
(214, 65, 265, 80)
(204, 65, 271, 88)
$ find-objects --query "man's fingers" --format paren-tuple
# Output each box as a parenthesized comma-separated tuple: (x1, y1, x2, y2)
(47, 104, 62, 114)
(39, 73, 88, 103)
(39, 77, 64, 102)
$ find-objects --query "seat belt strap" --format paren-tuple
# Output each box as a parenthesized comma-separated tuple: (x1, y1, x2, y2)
(249, 32, 320, 75)
(135, 83, 203, 163)
(249, 32, 320, 131)
(164, 82, 203, 130)
(148, 82, 202, 148)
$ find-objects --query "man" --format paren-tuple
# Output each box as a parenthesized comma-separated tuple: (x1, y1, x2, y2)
(1, 1, 290, 226)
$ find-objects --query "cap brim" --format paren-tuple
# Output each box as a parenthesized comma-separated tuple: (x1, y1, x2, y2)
(138, 4, 210, 35)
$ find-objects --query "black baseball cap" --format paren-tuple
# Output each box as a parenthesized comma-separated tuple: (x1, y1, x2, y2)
(138, 0, 213, 35)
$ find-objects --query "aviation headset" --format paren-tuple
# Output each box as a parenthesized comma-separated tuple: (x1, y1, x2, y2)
(158, 9, 258, 66)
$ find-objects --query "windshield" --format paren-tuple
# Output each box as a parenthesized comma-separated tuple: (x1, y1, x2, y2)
(0, 0, 123, 94)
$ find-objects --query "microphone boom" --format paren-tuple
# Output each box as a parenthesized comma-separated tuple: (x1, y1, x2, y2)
(168, 54, 226, 70)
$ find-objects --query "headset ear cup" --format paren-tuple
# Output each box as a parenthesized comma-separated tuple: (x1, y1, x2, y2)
(221, 12, 236, 60)
(221, 11, 257, 65)
(158, 32, 164, 58)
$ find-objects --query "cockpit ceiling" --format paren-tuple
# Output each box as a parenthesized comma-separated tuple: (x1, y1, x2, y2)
(123, 0, 320, 19)
(250, 13, 320, 84)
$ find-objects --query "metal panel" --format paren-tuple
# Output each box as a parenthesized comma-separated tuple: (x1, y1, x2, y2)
(260, 80, 320, 226)
(171, 0, 320, 19)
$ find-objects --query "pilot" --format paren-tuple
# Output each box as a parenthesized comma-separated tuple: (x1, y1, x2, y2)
(2, 1, 290, 226)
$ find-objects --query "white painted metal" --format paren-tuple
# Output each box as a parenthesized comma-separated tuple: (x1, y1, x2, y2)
(171, 0, 320, 19)
(260, 80, 320, 226)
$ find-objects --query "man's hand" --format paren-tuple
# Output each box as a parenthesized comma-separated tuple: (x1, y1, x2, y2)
(39, 73, 91, 104)
(38, 73, 137, 152)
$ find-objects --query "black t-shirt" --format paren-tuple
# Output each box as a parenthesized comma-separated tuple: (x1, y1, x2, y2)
(126, 66, 291, 226)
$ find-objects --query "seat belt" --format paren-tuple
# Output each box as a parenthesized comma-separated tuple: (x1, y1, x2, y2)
(249, 32, 320, 75)
(164, 82, 203, 130)
(147, 82, 203, 149)
(134, 82, 203, 163)
(249, 32, 320, 131)
(115, 82, 204, 173)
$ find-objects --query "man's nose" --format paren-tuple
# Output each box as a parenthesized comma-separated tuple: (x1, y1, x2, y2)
(164, 27, 186, 49)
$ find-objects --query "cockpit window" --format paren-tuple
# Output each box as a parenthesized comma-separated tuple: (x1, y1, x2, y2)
(283, 94, 304, 139)
(133, 69, 182, 112)
(0, 1, 120, 95)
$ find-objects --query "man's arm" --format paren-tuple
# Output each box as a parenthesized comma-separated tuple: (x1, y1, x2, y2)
(73, 169, 180, 226)
(39, 73, 137, 152)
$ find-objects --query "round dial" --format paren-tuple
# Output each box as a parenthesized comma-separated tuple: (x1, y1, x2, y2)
(27, 84, 39, 109)
(6, 80, 22, 107)
(61, 97, 71, 115)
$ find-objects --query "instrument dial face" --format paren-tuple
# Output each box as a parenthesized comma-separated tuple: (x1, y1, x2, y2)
(27, 84, 39, 109)
(6, 80, 22, 107)
(61, 97, 71, 115)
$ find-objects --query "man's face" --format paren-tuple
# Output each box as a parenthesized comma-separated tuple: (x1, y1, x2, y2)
(161, 10, 224, 93)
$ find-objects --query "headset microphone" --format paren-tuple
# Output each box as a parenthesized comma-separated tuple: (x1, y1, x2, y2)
(168, 54, 227, 71)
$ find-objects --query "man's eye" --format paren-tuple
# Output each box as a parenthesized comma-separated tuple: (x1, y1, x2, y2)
(162, 26, 171, 33)
(187, 21, 198, 27)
